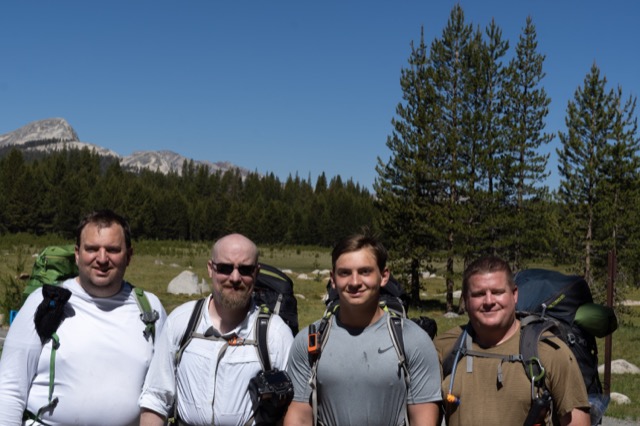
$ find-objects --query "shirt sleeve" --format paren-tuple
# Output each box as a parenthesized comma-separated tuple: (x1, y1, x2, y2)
(541, 336, 591, 417)
(0, 292, 45, 424)
(138, 306, 182, 417)
(286, 326, 314, 403)
(267, 315, 294, 370)
(404, 321, 443, 404)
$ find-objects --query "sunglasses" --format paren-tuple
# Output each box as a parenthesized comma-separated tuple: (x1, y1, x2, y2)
(211, 262, 257, 277)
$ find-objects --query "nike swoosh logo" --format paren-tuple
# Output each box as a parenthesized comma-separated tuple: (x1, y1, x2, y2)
(378, 346, 394, 354)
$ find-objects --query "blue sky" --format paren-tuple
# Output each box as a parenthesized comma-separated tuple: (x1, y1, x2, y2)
(1, 1, 638, 191)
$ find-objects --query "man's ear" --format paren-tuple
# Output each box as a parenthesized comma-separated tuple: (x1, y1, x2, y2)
(207, 259, 215, 278)
(329, 272, 336, 289)
(380, 267, 390, 288)
(126, 247, 133, 267)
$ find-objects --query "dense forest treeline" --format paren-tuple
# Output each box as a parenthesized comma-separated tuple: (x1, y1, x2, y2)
(0, 147, 375, 247)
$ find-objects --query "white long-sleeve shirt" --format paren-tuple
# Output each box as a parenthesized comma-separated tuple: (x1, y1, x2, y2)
(0, 278, 167, 426)
(139, 297, 294, 426)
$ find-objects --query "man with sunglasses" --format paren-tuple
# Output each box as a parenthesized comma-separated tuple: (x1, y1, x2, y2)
(139, 233, 294, 426)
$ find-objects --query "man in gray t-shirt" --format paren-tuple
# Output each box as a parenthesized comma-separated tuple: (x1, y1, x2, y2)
(284, 234, 442, 426)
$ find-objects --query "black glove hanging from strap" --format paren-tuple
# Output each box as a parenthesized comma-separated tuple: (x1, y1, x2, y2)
(34, 284, 72, 344)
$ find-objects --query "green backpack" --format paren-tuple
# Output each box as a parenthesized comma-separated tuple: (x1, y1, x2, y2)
(23, 245, 79, 301)
(21, 245, 160, 425)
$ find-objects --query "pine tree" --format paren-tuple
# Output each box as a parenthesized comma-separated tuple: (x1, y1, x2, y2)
(592, 88, 640, 298)
(500, 16, 553, 269)
(459, 20, 509, 262)
(375, 28, 443, 305)
(557, 63, 616, 284)
(427, 5, 475, 311)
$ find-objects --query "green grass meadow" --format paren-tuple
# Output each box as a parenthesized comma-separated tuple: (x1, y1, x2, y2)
(1, 237, 638, 421)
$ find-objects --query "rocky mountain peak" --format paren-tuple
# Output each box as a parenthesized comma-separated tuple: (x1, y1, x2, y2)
(0, 118, 79, 146)
(0, 118, 248, 177)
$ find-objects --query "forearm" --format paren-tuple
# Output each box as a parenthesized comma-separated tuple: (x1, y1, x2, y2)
(283, 401, 313, 426)
(560, 408, 590, 426)
(140, 408, 166, 426)
(408, 402, 440, 426)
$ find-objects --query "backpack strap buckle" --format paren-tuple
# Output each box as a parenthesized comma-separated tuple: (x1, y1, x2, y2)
(140, 310, 159, 324)
(227, 335, 245, 346)
(525, 356, 546, 384)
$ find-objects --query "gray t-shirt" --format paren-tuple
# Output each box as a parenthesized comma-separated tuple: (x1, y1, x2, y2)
(287, 312, 442, 426)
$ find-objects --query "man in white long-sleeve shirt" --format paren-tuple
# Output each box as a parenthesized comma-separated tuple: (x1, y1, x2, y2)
(0, 209, 167, 426)
(139, 233, 294, 426)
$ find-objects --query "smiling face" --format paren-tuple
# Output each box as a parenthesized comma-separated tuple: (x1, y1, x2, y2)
(330, 247, 390, 311)
(75, 222, 132, 298)
(464, 270, 518, 345)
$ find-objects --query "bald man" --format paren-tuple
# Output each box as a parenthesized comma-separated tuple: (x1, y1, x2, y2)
(140, 234, 294, 426)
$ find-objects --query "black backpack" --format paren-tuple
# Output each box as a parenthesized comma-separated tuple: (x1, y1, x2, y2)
(514, 269, 617, 423)
(252, 263, 299, 336)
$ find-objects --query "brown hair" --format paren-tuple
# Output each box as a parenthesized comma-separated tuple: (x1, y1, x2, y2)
(76, 209, 132, 249)
(462, 255, 515, 295)
(331, 234, 388, 272)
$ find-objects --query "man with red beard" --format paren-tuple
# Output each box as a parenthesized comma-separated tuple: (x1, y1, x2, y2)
(139, 233, 294, 426)
(434, 256, 590, 426)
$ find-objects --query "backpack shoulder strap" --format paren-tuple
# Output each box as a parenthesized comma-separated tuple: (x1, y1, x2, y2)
(519, 315, 558, 426)
(25, 284, 72, 423)
(255, 305, 273, 371)
(519, 315, 560, 387)
(386, 314, 410, 387)
(177, 297, 207, 358)
(308, 306, 336, 426)
(441, 325, 469, 378)
(386, 314, 411, 426)
(132, 286, 160, 342)
(169, 297, 207, 425)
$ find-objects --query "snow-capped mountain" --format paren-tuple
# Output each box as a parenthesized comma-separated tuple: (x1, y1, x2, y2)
(0, 118, 247, 176)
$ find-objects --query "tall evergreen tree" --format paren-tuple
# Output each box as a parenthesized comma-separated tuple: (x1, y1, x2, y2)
(459, 20, 509, 262)
(375, 28, 443, 305)
(427, 5, 474, 311)
(592, 88, 640, 298)
(501, 16, 553, 269)
(557, 63, 616, 284)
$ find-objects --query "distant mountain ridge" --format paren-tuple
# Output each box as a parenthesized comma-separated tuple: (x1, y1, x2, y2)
(0, 118, 248, 176)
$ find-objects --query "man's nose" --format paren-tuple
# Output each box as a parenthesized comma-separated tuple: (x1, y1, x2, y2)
(481, 291, 495, 304)
(348, 272, 361, 284)
(229, 267, 242, 282)
(96, 249, 108, 262)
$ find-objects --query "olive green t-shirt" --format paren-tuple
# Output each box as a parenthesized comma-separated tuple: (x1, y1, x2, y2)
(435, 325, 590, 426)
